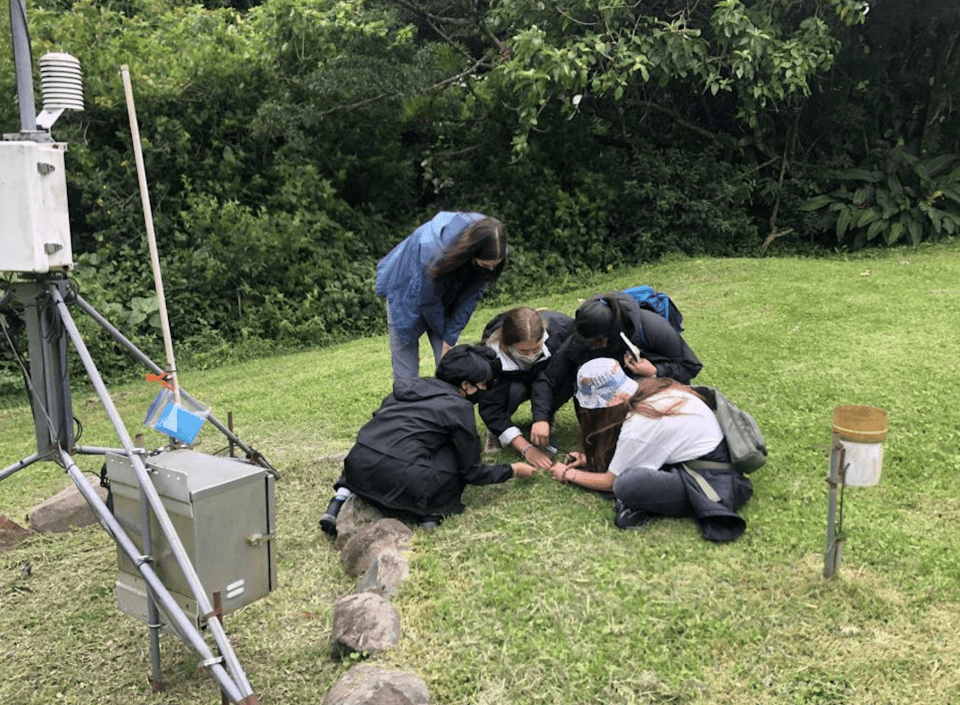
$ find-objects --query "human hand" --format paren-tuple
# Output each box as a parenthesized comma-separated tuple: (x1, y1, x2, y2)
(530, 420, 551, 447)
(562, 451, 586, 468)
(548, 462, 568, 482)
(522, 444, 555, 470)
(511, 462, 537, 479)
(623, 355, 655, 377)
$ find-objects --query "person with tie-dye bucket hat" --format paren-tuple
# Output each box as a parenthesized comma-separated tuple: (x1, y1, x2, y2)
(547, 358, 752, 542)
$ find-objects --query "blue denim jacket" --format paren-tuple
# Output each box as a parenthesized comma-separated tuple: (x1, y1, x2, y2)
(376, 211, 491, 346)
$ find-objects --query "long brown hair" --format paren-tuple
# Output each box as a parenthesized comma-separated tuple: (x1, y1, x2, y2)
(628, 377, 709, 418)
(427, 217, 506, 280)
(484, 307, 545, 347)
(577, 403, 630, 473)
(577, 377, 709, 473)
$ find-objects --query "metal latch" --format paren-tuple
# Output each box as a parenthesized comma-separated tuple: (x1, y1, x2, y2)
(246, 531, 276, 546)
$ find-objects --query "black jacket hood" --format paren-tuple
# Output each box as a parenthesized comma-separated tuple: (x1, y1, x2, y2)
(393, 377, 461, 403)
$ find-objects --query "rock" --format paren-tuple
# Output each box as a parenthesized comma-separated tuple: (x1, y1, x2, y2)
(28, 475, 108, 533)
(321, 664, 430, 705)
(354, 547, 409, 598)
(339, 519, 412, 578)
(330, 592, 401, 661)
(334, 495, 387, 550)
(0, 515, 34, 552)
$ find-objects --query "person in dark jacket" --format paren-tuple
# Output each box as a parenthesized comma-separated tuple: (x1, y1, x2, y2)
(319, 345, 536, 534)
(478, 307, 575, 469)
(547, 358, 751, 542)
(530, 290, 702, 448)
(376, 211, 506, 381)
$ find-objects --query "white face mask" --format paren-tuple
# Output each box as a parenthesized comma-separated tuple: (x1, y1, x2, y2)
(510, 344, 544, 366)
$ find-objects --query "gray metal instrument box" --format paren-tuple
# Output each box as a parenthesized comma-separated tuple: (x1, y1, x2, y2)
(106, 449, 276, 627)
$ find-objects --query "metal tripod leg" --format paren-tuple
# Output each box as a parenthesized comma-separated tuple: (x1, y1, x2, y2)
(0, 451, 42, 481)
(48, 283, 259, 703)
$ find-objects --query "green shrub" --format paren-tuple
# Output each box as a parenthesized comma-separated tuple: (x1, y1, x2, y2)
(801, 145, 960, 247)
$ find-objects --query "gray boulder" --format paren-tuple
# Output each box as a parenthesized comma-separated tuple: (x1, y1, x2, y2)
(321, 664, 429, 705)
(29, 475, 108, 533)
(340, 519, 412, 578)
(330, 592, 401, 661)
(334, 495, 387, 550)
(354, 547, 410, 598)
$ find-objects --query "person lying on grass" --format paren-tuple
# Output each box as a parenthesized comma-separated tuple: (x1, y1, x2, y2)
(319, 344, 537, 534)
(547, 357, 752, 542)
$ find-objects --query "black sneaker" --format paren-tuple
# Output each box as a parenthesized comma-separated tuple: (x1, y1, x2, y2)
(319, 496, 346, 536)
(417, 515, 443, 530)
(614, 499, 652, 531)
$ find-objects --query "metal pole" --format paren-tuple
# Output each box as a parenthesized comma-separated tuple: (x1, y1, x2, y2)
(73, 445, 130, 456)
(9, 0, 37, 131)
(137, 458, 164, 691)
(49, 285, 258, 702)
(9, 280, 75, 458)
(0, 452, 42, 481)
(824, 433, 845, 579)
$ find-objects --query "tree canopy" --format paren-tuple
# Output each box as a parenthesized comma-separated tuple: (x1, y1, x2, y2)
(1, 0, 958, 384)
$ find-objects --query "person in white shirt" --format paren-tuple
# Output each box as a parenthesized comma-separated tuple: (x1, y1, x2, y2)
(547, 357, 752, 541)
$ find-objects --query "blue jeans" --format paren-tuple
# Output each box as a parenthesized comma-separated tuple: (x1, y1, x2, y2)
(387, 302, 444, 381)
(613, 439, 731, 516)
(613, 467, 692, 517)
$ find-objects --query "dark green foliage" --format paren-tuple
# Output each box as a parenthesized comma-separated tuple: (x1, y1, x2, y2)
(787, 1, 960, 248)
(801, 147, 960, 248)
(1, 0, 959, 390)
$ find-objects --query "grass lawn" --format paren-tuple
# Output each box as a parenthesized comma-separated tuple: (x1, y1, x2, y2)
(1, 243, 959, 704)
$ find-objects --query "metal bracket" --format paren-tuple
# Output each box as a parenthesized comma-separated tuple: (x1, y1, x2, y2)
(247, 531, 276, 546)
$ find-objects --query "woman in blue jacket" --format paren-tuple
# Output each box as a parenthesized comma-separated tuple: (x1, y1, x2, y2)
(376, 211, 506, 380)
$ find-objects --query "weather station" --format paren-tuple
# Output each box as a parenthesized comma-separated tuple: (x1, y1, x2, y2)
(1, 0, 276, 702)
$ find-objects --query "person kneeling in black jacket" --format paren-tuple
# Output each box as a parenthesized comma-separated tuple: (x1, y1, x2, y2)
(319, 344, 537, 535)
(479, 307, 574, 469)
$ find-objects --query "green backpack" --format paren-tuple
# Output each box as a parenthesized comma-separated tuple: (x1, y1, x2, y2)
(690, 386, 768, 474)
